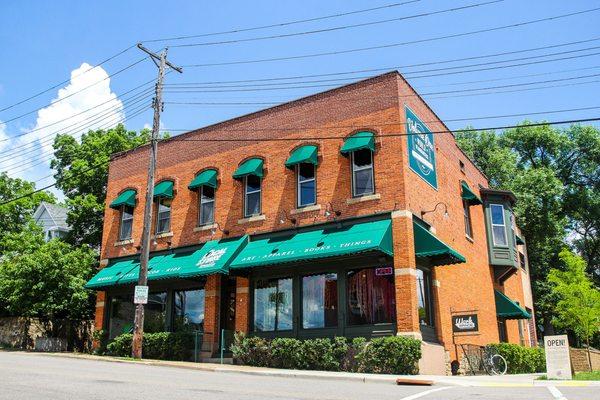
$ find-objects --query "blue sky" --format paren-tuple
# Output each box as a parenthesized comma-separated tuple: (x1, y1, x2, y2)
(0, 1, 599, 196)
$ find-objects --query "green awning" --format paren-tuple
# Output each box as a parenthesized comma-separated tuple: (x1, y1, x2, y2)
(285, 145, 318, 169)
(495, 290, 531, 319)
(179, 235, 249, 277)
(340, 131, 375, 154)
(461, 181, 483, 205)
(188, 169, 218, 190)
(230, 219, 393, 270)
(515, 235, 525, 245)
(109, 189, 137, 209)
(233, 158, 264, 179)
(84, 259, 138, 289)
(154, 180, 174, 198)
(413, 221, 466, 266)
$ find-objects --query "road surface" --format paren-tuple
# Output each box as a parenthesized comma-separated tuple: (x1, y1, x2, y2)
(0, 351, 595, 400)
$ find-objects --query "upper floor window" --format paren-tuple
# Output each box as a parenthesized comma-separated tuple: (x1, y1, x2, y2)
(351, 149, 374, 197)
(297, 163, 316, 207)
(490, 204, 507, 246)
(245, 175, 261, 217)
(199, 186, 215, 225)
(156, 198, 172, 234)
(120, 206, 134, 240)
(463, 200, 473, 239)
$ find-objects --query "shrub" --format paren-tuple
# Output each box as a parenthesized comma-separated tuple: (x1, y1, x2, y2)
(106, 331, 193, 361)
(355, 336, 422, 375)
(230, 333, 421, 375)
(487, 343, 546, 373)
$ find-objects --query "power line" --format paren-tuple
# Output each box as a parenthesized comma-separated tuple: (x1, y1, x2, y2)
(3, 116, 598, 206)
(0, 57, 147, 125)
(0, 45, 135, 113)
(170, 1, 503, 48)
(141, 0, 422, 43)
(181, 7, 600, 67)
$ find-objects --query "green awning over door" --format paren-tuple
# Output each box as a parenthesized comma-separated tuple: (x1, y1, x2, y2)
(109, 189, 137, 209)
(233, 158, 264, 179)
(495, 290, 531, 319)
(340, 131, 375, 154)
(154, 180, 174, 198)
(230, 219, 393, 270)
(413, 221, 466, 266)
(188, 169, 218, 190)
(461, 181, 483, 205)
(285, 145, 318, 169)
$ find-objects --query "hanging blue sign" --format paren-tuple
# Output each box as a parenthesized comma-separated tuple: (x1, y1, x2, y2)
(406, 106, 438, 189)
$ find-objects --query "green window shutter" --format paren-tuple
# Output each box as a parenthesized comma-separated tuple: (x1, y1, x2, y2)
(109, 189, 137, 209)
(340, 131, 375, 154)
(233, 158, 264, 179)
(285, 145, 318, 169)
(189, 169, 218, 190)
(154, 180, 174, 198)
(461, 181, 483, 205)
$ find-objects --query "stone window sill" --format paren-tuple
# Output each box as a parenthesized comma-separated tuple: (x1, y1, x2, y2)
(194, 223, 218, 232)
(465, 235, 474, 243)
(152, 232, 173, 239)
(290, 204, 322, 215)
(114, 239, 133, 247)
(346, 193, 381, 205)
(237, 214, 266, 224)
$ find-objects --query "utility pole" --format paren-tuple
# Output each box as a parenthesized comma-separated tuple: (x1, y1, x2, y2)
(132, 44, 182, 359)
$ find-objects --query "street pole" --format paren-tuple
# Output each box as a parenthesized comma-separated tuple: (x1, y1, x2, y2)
(132, 44, 182, 359)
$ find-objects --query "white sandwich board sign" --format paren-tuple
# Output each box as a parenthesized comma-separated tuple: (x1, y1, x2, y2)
(544, 334, 572, 380)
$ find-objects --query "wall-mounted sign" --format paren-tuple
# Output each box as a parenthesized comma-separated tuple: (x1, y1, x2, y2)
(544, 334, 572, 380)
(406, 106, 438, 189)
(452, 314, 479, 333)
(375, 267, 393, 276)
(133, 285, 149, 304)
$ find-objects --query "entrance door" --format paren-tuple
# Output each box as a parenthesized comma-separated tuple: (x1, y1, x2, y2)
(219, 277, 237, 353)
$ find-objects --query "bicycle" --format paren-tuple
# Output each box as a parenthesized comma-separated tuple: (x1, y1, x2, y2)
(482, 346, 508, 375)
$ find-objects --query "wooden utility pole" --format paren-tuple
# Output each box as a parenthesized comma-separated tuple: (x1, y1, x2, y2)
(132, 44, 182, 359)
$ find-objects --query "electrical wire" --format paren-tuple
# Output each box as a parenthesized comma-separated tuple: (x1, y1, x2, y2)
(181, 7, 600, 67)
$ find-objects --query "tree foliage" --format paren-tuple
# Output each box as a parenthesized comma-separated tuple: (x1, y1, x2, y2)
(548, 249, 600, 348)
(51, 124, 151, 248)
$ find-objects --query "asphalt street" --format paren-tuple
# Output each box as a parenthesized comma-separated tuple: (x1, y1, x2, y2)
(0, 352, 596, 400)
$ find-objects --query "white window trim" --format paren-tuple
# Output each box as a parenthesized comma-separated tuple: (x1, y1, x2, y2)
(244, 176, 262, 218)
(351, 150, 374, 197)
(297, 163, 316, 208)
(198, 185, 215, 226)
(490, 203, 508, 247)
(119, 205, 134, 241)
(155, 198, 171, 234)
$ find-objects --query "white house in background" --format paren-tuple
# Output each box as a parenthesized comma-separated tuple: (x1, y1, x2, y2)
(33, 202, 70, 241)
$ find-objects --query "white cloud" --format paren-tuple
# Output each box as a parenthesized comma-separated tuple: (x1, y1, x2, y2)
(0, 121, 8, 152)
(0, 63, 123, 185)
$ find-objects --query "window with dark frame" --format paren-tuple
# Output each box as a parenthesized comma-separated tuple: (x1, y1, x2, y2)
(351, 149, 374, 197)
(416, 268, 434, 328)
(244, 175, 261, 217)
(120, 205, 134, 240)
(253, 277, 293, 332)
(297, 163, 316, 207)
(199, 185, 215, 226)
(155, 197, 172, 234)
(463, 199, 473, 239)
(174, 288, 205, 332)
(302, 273, 337, 329)
(346, 267, 395, 325)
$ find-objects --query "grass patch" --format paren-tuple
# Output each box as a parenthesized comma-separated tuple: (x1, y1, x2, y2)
(537, 370, 600, 381)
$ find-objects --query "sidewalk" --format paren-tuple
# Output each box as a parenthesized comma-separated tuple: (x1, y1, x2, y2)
(10, 350, 600, 387)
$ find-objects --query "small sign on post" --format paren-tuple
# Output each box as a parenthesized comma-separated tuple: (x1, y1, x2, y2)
(544, 334, 572, 380)
(134, 285, 149, 305)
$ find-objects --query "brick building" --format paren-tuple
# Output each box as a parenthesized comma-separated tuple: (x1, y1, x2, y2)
(87, 71, 536, 373)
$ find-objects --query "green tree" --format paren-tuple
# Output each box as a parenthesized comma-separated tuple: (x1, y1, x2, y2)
(548, 249, 600, 367)
(0, 224, 96, 320)
(51, 124, 150, 247)
(0, 172, 55, 249)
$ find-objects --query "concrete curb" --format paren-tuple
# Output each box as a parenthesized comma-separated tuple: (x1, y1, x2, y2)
(5, 351, 600, 387)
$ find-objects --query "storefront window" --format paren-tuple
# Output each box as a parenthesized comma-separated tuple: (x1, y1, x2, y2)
(174, 289, 205, 332)
(302, 273, 337, 329)
(347, 268, 395, 325)
(144, 292, 167, 333)
(108, 295, 136, 340)
(416, 268, 434, 327)
(253, 277, 293, 331)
